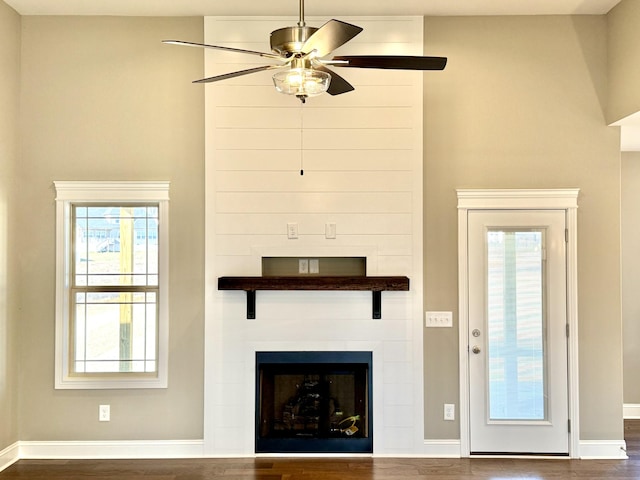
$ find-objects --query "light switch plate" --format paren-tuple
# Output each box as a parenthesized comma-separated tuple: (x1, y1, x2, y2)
(425, 311, 453, 328)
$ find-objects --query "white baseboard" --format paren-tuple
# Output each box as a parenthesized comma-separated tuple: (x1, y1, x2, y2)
(2, 438, 628, 467)
(624, 403, 640, 419)
(421, 439, 629, 460)
(0, 442, 19, 473)
(579, 440, 628, 459)
(18, 439, 205, 459)
(422, 439, 461, 457)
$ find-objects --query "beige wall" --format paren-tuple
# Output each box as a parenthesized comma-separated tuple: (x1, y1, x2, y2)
(0, 0, 20, 451)
(622, 152, 640, 403)
(5, 10, 629, 447)
(423, 16, 623, 440)
(18, 16, 205, 440)
(607, 0, 640, 124)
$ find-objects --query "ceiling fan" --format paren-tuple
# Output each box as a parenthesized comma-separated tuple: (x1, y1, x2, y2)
(163, 0, 447, 103)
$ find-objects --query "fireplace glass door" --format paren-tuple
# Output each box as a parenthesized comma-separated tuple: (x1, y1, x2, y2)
(256, 351, 372, 453)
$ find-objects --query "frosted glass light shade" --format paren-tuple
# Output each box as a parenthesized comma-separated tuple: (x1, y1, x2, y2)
(273, 68, 331, 98)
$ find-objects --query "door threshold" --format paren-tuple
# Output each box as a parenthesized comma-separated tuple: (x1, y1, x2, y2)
(471, 452, 570, 459)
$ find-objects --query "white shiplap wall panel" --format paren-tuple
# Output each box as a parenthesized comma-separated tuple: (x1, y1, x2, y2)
(302, 128, 414, 150)
(213, 107, 301, 129)
(213, 127, 416, 151)
(205, 16, 424, 456)
(215, 150, 300, 170)
(216, 234, 412, 257)
(210, 85, 417, 107)
(215, 171, 413, 192)
(213, 256, 261, 276)
(376, 255, 414, 275)
(212, 128, 297, 150)
(210, 86, 297, 107)
(215, 149, 414, 171)
(214, 192, 412, 213)
(205, 16, 423, 45)
(302, 150, 414, 171)
(214, 106, 414, 129)
(302, 107, 414, 129)
(215, 213, 412, 235)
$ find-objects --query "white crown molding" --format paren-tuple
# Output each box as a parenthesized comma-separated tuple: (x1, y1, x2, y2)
(54, 181, 171, 201)
(457, 188, 579, 209)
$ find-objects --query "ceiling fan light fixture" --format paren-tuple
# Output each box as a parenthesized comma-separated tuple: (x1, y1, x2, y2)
(273, 68, 331, 99)
(166, 0, 447, 100)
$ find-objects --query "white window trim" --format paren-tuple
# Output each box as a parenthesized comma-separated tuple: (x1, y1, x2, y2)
(54, 181, 170, 389)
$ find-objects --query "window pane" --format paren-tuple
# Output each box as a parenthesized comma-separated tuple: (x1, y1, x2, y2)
(75, 216, 88, 276)
(487, 229, 546, 421)
(72, 205, 159, 288)
(72, 290, 158, 374)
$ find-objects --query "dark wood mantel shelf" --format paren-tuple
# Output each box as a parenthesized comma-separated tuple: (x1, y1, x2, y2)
(218, 276, 410, 319)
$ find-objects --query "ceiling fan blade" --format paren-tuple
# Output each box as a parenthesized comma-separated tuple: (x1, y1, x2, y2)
(163, 40, 283, 60)
(193, 65, 281, 84)
(314, 65, 354, 96)
(301, 20, 363, 58)
(331, 55, 447, 71)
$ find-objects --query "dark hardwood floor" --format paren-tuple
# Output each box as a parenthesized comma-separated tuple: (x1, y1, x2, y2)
(3, 421, 640, 479)
(625, 418, 640, 460)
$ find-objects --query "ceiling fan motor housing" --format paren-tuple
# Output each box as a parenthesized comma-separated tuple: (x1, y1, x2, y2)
(270, 26, 318, 56)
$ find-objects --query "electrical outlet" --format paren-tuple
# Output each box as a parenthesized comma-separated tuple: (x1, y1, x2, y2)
(99, 404, 110, 422)
(309, 259, 319, 274)
(444, 403, 455, 421)
(287, 222, 298, 239)
(298, 258, 309, 274)
(325, 222, 336, 239)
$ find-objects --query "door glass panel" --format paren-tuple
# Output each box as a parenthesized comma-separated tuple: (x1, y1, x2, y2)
(486, 229, 547, 421)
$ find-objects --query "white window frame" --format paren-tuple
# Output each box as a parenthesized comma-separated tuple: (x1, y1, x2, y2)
(54, 181, 170, 389)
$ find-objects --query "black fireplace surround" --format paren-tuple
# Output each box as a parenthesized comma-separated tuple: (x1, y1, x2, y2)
(255, 351, 373, 454)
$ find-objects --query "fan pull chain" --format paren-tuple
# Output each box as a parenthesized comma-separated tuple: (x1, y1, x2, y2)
(300, 103, 305, 176)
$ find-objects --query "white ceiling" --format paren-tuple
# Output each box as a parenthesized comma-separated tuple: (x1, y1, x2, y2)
(2, 0, 623, 17)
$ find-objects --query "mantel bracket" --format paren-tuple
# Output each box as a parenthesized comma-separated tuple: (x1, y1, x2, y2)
(247, 290, 256, 320)
(372, 291, 382, 319)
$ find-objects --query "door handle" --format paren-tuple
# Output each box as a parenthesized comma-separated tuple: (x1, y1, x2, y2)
(472, 345, 481, 354)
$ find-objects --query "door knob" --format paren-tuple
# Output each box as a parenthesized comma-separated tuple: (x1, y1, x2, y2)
(472, 345, 481, 354)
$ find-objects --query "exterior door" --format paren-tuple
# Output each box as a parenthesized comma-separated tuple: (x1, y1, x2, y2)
(468, 209, 569, 455)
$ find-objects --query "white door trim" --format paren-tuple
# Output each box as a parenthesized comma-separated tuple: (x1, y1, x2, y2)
(456, 188, 580, 458)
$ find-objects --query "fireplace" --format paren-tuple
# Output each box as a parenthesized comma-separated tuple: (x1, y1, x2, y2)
(255, 351, 373, 454)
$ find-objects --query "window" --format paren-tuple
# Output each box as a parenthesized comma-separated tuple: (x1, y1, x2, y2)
(54, 181, 170, 389)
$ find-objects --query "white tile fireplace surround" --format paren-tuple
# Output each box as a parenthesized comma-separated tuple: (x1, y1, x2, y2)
(206, 288, 423, 455)
(203, 16, 425, 456)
